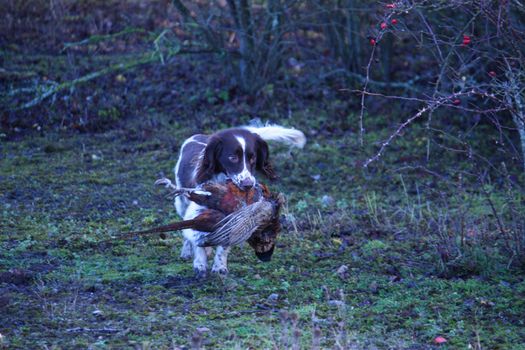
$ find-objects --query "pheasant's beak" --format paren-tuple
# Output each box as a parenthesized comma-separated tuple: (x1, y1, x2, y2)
(255, 245, 274, 262)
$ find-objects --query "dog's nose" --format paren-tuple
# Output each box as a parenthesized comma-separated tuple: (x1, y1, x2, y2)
(240, 178, 254, 190)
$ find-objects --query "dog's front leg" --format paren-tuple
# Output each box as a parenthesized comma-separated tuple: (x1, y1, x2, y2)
(211, 246, 230, 275)
(180, 239, 193, 260)
(192, 245, 208, 278)
(183, 228, 208, 278)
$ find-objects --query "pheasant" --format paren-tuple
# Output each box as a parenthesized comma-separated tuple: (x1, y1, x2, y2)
(128, 179, 284, 261)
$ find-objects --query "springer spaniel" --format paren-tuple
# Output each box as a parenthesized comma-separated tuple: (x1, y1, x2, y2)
(173, 124, 305, 277)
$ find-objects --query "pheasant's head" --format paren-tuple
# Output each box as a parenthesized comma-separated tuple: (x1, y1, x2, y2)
(255, 245, 275, 262)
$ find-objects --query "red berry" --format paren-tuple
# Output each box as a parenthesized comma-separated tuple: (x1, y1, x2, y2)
(380, 22, 387, 30)
(452, 99, 461, 105)
(391, 19, 398, 25)
(488, 71, 497, 77)
(386, 3, 395, 8)
(370, 38, 376, 46)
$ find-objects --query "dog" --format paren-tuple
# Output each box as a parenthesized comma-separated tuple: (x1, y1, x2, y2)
(173, 124, 305, 277)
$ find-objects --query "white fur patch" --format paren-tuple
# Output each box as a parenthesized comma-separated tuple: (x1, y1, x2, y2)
(192, 190, 212, 196)
(182, 201, 209, 272)
(243, 124, 306, 148)
(231, 135, 255, 187)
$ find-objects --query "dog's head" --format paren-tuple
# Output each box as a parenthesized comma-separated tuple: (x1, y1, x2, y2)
(196, 129, 277, 189)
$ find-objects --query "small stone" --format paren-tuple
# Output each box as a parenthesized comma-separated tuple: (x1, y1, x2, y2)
(196, 327, 210, 333)
(328, 300, 344, 307)
(321, 195, 334, 206)
(92, 309, 104, 317)
(254, 274, 262, 280)
(267, 293, 279, 302)
(336, 265, 349, 280)
(132, 200, 139, 206)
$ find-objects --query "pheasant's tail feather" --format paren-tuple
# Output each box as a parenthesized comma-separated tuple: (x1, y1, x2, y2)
(196, 201, 273, 247)
(123, 219, 197, 236)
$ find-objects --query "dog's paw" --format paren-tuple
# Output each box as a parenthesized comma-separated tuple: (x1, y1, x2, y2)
(193, 267, 208, 279)
(180, 251, 193, 260)
(211, 265, 229, 276)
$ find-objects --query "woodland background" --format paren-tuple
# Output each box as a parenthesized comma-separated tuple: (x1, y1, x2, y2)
(1, 1, 525, 349)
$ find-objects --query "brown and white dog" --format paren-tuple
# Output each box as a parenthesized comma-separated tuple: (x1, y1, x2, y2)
(173, 125, 305, 277)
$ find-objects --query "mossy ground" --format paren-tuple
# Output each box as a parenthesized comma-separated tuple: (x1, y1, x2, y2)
(1, 115, 524, 349)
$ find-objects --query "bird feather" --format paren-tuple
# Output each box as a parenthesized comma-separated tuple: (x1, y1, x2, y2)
(196, 200, 274, 247)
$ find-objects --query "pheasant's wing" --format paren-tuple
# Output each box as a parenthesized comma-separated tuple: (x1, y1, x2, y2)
(195, 200, 273, 247)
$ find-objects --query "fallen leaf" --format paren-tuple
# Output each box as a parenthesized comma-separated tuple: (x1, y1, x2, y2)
(434, 336, 447, 344)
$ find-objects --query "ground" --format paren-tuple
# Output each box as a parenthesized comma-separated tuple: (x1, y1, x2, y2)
(1, 116, 524, 349)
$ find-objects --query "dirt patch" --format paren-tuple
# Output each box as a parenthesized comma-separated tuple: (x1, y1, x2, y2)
(0, 269, 34, 286)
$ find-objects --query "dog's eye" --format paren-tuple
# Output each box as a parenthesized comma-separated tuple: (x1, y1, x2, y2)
(228, 155, 239, 163)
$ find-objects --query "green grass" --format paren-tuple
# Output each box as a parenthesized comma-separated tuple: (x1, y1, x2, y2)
(1, 116, 524, 349)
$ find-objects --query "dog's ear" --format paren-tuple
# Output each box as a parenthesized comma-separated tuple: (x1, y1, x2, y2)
(196, 137, 222, 183)
(255, 136, 278, 180)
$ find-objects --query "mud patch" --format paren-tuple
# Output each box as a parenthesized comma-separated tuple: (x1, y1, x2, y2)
(162, 275, 204, 298)
(0, 269, 34, 285)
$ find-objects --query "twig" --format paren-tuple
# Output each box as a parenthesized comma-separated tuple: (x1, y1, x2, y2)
(359, 43, 377, 148)
(66, 327, 120, 334)
(61, 27, 147, 52)
(363, 100, 440, 168)
(324, 69, 422, 93)
(0, 68, 37, 80)
(425, 11, 481, 161)
(479, 174, 509, 250)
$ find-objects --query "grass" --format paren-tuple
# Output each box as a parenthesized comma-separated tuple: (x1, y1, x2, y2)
(1, 114, 524, 349)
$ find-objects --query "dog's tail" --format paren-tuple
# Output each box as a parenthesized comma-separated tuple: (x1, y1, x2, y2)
(243, 124, 306, 148)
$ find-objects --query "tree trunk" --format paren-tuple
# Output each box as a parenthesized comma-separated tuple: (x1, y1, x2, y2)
(504, 63, 525, 172)
(511, 106, 525, 172)
(344, 0, 362, 73)
(234, 0, 255, 93)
